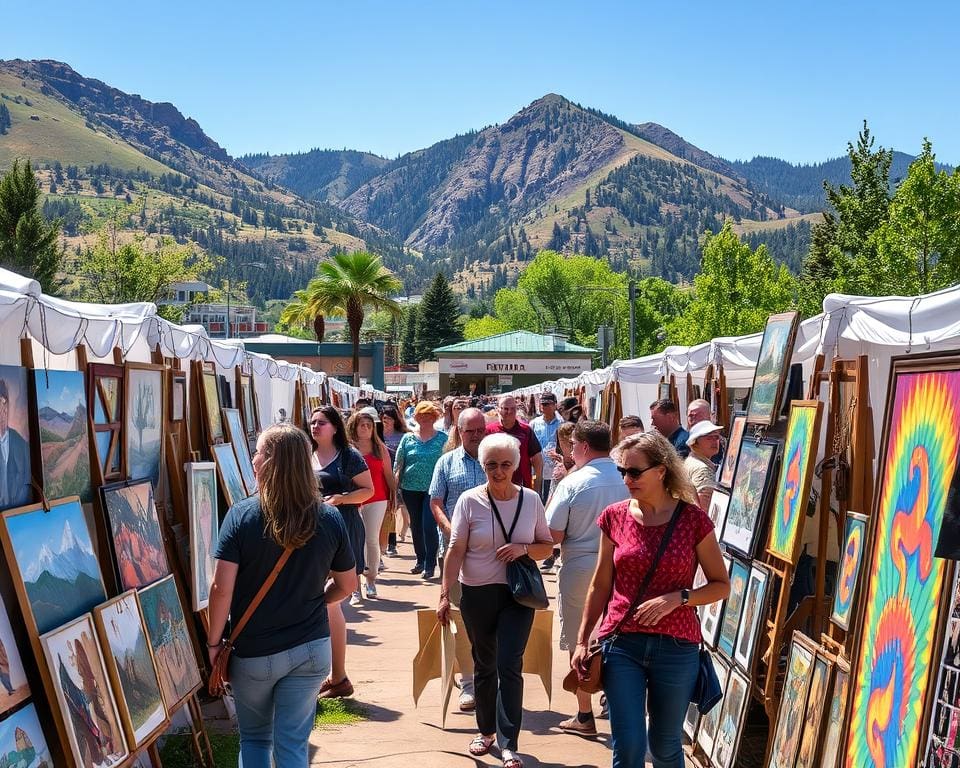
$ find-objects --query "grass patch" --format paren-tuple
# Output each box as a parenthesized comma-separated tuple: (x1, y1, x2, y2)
(315, 697, 368, 727)
(159, 731, 240, 767)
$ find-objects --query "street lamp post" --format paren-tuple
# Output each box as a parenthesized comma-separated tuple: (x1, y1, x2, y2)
(224, 262, 266, 339)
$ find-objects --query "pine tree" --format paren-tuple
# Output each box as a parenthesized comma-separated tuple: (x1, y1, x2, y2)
(400, 304, 419, 364)
(0, 103, 11, 135)
(415, 272, 464, 360)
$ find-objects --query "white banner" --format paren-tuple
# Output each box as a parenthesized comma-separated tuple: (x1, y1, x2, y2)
(439, 357, 592, 375)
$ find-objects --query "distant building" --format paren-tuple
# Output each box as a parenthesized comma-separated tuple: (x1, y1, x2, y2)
(242, 334, 386, 391)
(162, 281, 269, 339)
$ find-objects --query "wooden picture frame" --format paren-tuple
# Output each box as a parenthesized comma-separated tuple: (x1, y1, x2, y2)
(237, 370, 260, 438)
(222, 408, 256, 494)
(124, 362, 165, 487)
(767, 631, 817, 768)
(830, 512, 868, 631)
(767, 400, 824, 565)
(745, 311, 800, 427)
(717, 557, 750, 661)
(720, 438, 779, 558)
(795, 651, 833, 768)
(0, 703, 53, 765)
(0, 363, 34, 511)
(200, 369, 223, 443)
(212, 442, 247, 508)
(733, 561, 771, 673)
(711, 666, 751, 768)
(93, 591, 169, 750)
(696, 652, 729, 758)
(40, 612, 129, 766)
(101, 480, 171, 591)
(820, 657, 850, 768)
(186, 462, 219, 611)
(31, 368, 93, 503)
(718, 411, 747, 489)
(0, 589, 30, 715)
(87, 363, 125, 485)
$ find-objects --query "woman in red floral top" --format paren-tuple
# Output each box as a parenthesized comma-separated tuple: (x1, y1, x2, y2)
(571, 432, 729, 768)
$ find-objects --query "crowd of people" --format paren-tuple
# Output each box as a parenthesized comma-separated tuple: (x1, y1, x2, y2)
(208, 390, 732, 768)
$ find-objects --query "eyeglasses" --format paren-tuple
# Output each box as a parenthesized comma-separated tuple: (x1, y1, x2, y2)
(483, 461, 515, 472)
(309, 420, 330, 428)
(616, 464, 660, 480)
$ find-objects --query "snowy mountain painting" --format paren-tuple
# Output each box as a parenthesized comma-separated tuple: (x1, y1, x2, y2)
(6, 498, 106, 634)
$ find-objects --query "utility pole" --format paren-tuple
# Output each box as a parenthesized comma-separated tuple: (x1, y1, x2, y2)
(628, 280, 637, 359)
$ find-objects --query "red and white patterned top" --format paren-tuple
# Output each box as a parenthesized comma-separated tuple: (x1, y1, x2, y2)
(596, 500, 713, 643)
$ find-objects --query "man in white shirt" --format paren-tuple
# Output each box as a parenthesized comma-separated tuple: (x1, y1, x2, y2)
(546, 420, 630, 735)
(529, 392, 563, 503)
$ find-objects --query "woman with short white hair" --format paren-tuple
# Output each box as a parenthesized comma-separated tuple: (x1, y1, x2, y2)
(438, 433, 554, 768)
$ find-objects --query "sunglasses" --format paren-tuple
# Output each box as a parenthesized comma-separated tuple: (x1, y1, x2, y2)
(616, 463, 660, 480)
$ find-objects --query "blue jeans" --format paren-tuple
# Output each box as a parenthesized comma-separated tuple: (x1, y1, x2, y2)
(602, 632, 699, 768)
(401, 489, 438, 572)
(230, 637, 331, 768)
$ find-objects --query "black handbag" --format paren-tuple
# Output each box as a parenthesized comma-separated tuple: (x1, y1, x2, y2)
(488, 488, 549, 610)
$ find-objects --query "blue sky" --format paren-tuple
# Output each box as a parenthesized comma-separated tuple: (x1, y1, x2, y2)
(4, 1, 957, 164)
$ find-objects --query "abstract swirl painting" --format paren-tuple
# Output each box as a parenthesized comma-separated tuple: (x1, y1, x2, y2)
(847, 361, 960, 768)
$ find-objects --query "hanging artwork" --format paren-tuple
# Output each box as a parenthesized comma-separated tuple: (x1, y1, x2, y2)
(0, 497, 106, 634)
(924, 569, 960, 767)
(831, 512, 868, 631)
(93, 591, 168, 750)
(0, 364, 32, 511)
(88, 364, 124, 484)
(101, 480, 171, 591)
(124, 363, 164, 486)
(139, 575, 202, 711)
(767, 632, 816, 768)
(0, 702, 53, 767)
(170, 372, 186, 423)
(711, 666, 750, 768)
(718, 412, 746, 489)
(733, 562, 771, 673)
(795, 652, 832, 768)
(40, 613, 129, 767)
(745, 311, 799, 426)
(32, 368, 92, 502)
(201, 370, 223, 442)
(720, 438, 778, 558)
(239, 372, 260, 437)
(717, 558, 749, 661)
(767, 400, 823, 564)
(847, 357, 960, 768)
(213, 442, 248, 508)
(706, 491, 731, 541)
(699, 554, 730, 648)
(0, 590, 29, 714)
(820, 658, 850, 768)
(223, 408, 256, 494)
(696, 653, 729, 758)
(187, 462, 219, 611)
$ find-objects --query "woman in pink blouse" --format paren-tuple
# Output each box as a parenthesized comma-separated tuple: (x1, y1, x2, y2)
(571, 432, 729, 768)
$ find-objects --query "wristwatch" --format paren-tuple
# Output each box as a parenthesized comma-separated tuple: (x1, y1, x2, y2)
(680, 589, 690, 606)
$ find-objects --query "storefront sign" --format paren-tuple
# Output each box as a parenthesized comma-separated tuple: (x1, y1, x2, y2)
(498, 375, 513, 386)
(439, 357, 592, 375)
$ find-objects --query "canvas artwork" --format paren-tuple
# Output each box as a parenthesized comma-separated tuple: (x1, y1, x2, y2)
(187, 463, 219, 611)
(94, 592, 167, 748)
(171, 377, 185, 423)
(733, 562, 771, 673)
(795, 652, 832, 768)
(102, 481, 170, 591)
(831, 512, 868, 630)
(240, 373, 259, 436)
(721, 438, 778, 558)
(41, 613, 129, 767)
(125, 365, 164, 486)
(223, 408, 256, 494)
(711, 666, 750, 768)
(847, 360, 960, 768)
(718, 412, 746, 488)
(767, 633, 816, 768)
(1, 497, 106, 634)
(700, 553, 731, 648)
(706, 491, 731, 541)
(213, 442, 247, 508)
(33, 369, 92, 502)
(696, 653, 729, 758)
(202, 372, 223, 441)
(0, 364, 33, 511)
(0, 591, 29, 714)
(767, 401, 823, 564)
(821, 659, 850, 768)
(718, 558, 750, 660)
(0, 702, 53, 768)
(139, 575, 202, 710)
(745, 311, 799, 426)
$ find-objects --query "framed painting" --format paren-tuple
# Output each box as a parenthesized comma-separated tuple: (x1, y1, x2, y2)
(706, 490, 731, 541)
(93, 591, 168, 750)
(700, 553, 731, 648)
(767, 631, 817, 768)
(924, 568, 960, 764)
(101, 480, 171, 591)
(745, 311, 799, 426)
(0, 702, 53, 767)
(223, 408, 256, 494)
(201, 370, 223, 443)
(682, 702, 700, 742)
(733, 561, 771, 673)
(238, 371, 260, 437)
(767, 400, 824, 564)
(795, 651, 833, 768)
(139, 575, 202, 712)
(40, 613, 129, 766)
(720, 438, 779, 558)
(658, 381, 672, 401)
(711, 666, 751, 768)
(830, 512, 868, 631)
(124, 363, 165, 487)
(847, 354, 960, 768)
(0, 590, 30, 714)
(717, 558, 750, 661)
(213, 442, 247, 508)
(32, 368, 92, 503)
(718, 412, 746, 489)
(170, 371, 186, 424)
(0, 364, 33, 510)
(696, 652, 729, 758)
(88, 363, 125, 485)
(0, 497, 106, 635)
(820, 658, 850, 768)
(186, 462, 219, 611)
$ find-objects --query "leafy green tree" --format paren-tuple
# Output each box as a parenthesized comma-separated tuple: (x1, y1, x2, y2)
(464, 314, 510, 340)
(0, 159, 65, 293)
(631, 277, 692, 357)
(415, 272, 464, 359)
(669, 223, 796, 345)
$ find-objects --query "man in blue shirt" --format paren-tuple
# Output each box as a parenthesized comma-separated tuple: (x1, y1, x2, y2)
(529, 392, 564, 503)
(650, 398, 690, 458)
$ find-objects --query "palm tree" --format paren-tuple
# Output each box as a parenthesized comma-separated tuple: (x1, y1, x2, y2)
(288, 251, 403, 385)
(279, 288, 327, 342)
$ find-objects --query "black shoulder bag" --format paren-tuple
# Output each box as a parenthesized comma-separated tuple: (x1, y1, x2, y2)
(488, 488, 550, 610)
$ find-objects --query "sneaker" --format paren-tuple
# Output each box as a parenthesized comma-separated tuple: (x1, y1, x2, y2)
(385, 547, 398, 556)
(378, 559, 386, 573)
(349, 591, 362, 607)
(318, 676, 354, 699)
(598, 693, 609, 720)
(459, 691, 476, 711)
(409, 564, 424, 575)
(365, 583, 378, 599)
(559, 714, 597, 736)
(421, 570, 435, 581)
(540, 556, 555, 572)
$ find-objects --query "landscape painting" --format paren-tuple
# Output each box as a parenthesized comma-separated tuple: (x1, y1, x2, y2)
(202, 372, 223, 442)
(0, 364, 32, 511)
(125, 365, 164, 487)
(94, 591, 168, 748)
(223, 408, 256, 494)
(41, 613, 128, 767)
(33, 368, 92, 503)
(0, 497, 106, 634)
(0, 591, 30, 714)
(187, 462, 219, 611)
(102, 480, 170, 591)
(746, 311, 799, 426)
(721, 439, 778, 558)
(139, 575, 202, 710)
(0, 702, 53, 768)
(213, 442, 248, 507)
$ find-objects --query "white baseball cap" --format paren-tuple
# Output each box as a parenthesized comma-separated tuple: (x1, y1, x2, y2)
(359, 406, 380, 422)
